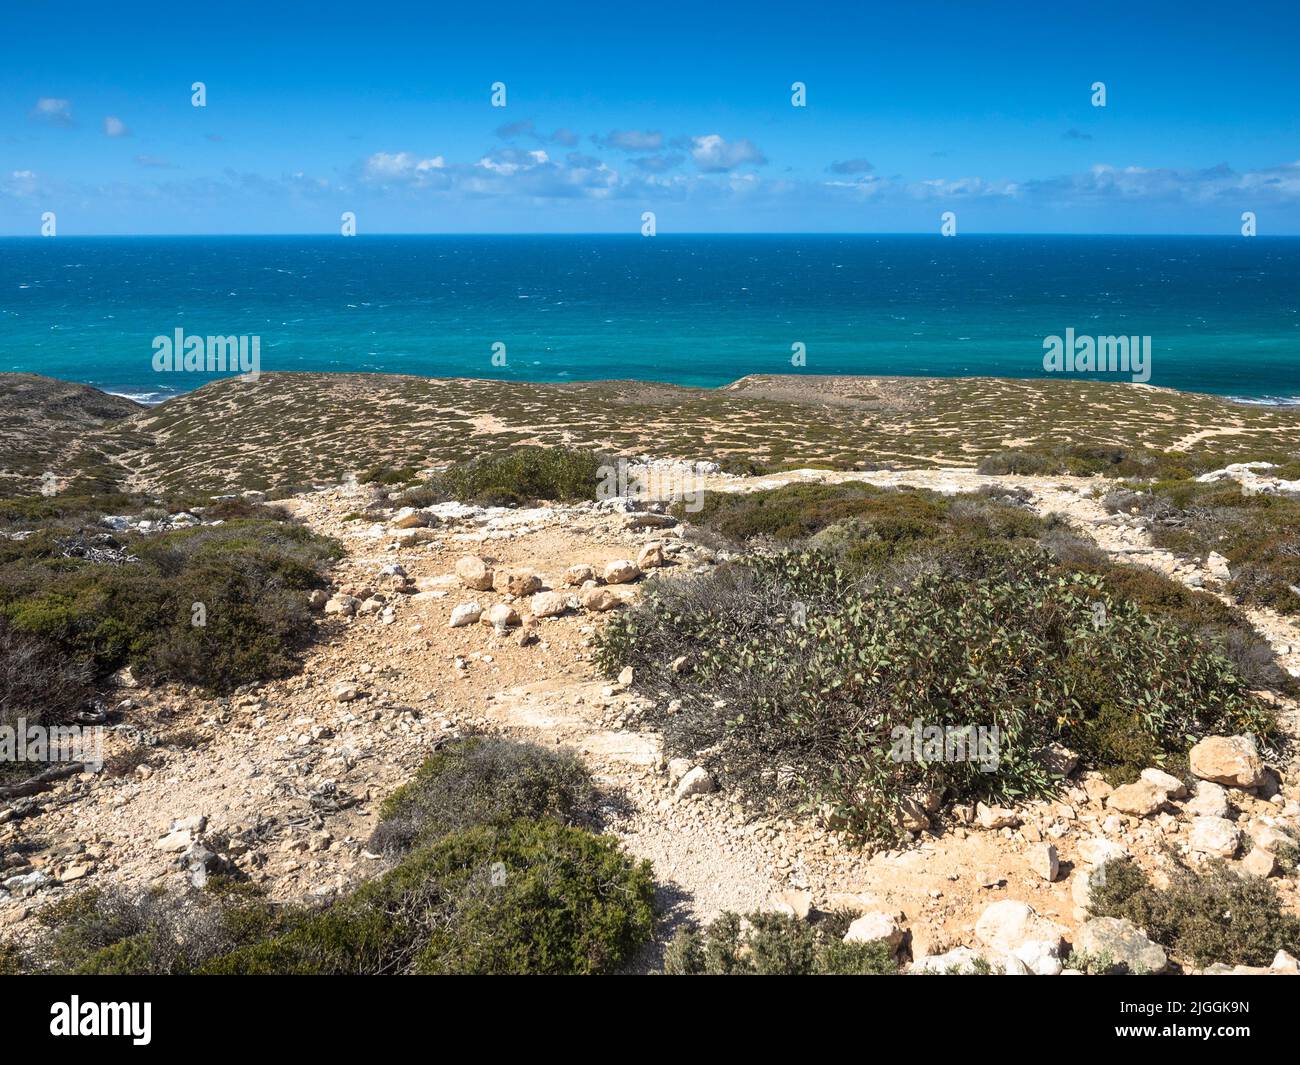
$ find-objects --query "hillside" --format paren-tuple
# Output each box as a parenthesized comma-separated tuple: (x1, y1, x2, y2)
(6, 371, 1300, 498)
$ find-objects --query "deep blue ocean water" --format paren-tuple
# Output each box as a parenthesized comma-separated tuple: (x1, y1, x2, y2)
(1, 235, 1297, 403)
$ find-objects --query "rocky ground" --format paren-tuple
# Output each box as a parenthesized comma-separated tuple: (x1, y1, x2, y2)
(3, 460, 1299, 975)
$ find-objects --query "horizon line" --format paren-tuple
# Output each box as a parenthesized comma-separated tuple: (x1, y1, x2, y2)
(1, 231, 1295, 239)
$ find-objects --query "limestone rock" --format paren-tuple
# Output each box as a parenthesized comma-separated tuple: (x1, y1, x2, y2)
(563, 564, 595, 586)
(494, 571, 542, 597)
(603, 559, 642, 585)
(455, 555, 494, 591)
(1028, 843, 1060, 882)
(1241, 848, 1278, 878)
(974, 900, 1066, 957)
(580, 586, 621, 612)
(1106, 779, 1166, 817)
(448, 602, 483, 628)
(1140, 767, 1188, 799)
(843, 911, 905, 952)
(1186, 780, 1230, 818)
(1076, 917, 1168, 974)
(976, 802, 1020, 830)
(636, 541, 667, 569)
(1077, 837, 1129, 867)
(674, 766, 715, 801)
(770, 889, 814, 922)
(483, 603, 521, 630)
(1188, 815, 1241, 858)
(1189, 735, 1264, 789)
(529, 591, 569, 618)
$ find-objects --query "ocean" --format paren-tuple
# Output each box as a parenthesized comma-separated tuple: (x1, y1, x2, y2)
(1, 234, 1297, 404)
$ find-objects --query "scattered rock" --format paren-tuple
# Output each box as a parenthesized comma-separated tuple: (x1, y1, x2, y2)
(1188, 815, 1241, 858)
(1077, 837, 1129, 867)
(1028, 843, 1060, 882)
(455, 555, 495, 591)
(974, 900, 1066, 958)
(636, 542, 666, 569)
(770, 889, 814, 921)
(976, 802, 1020, 830)
(1189, 735, 1264, 789)
(1241, 848, 1278, 878)
(1076, 917, 1168, 974)
(1107, 779, 1166, 817)
(603, 559, 642, 585)
(483, 604, 521, 630)
(844, 912, 905, 952)
(580, 586, 621, 612)
(529, 591, 569, 619)
(494, 571, 542, 597)
(323, 594, 359, 616)
(674, 766, 715, 801)
(448, 602, 483, 628)
(391, 507, 428, 529)
(1186, 780, 1230, 818)
(563, 564, 595, 586)
(1140, 767, 1188, 799)
(1206, 551, 1232, 581)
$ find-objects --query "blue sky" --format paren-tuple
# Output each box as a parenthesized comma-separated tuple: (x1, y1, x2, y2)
(3, 0, 1299, 234)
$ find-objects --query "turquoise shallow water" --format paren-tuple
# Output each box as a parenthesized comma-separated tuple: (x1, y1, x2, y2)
(1, 234, 1297, 403)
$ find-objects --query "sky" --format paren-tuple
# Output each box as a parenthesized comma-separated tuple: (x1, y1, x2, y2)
(2, 0, 1299, 235)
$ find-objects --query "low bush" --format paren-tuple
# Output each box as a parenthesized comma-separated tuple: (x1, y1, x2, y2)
(16, 738, 657, 977)
(368, 735, 600, 856)
(18, 880, 290, 975)
(205, 819, 655, 975)
(662, 911, 897, 975)
(1089, 858, 1300, 968)
(595, 547, 1275, 840)
(419, 446, 609, 507)
(0, 517, 339, 693)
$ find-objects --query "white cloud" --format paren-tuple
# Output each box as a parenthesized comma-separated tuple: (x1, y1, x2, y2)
(593, 129, 664, 151)
(364, 152, 445, 180)
(690, 134, 766, 172)
(31, 97, 72, 125)
(103, 115, 130, 137)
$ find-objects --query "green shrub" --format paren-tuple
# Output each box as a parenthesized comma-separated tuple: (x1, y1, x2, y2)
(1089, 858, 1300, 968)
(28, 881, 292, 975)
(596, 548, 1274, 841)
(422, 446, 609, 507)
(205, 819, 655, 975)
(662, 911, 897, 975)
(369, 735, 600, 855)
(0, 517, 339, 693)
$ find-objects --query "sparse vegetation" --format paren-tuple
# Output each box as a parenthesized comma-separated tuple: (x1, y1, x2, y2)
(368, 735, 601, 856)
(16, 740, 656, 977)
(412, 446, 610, 508)
(0, 507, 339, 694)
(1110, 479, 1300, 617)
(598, 500, 1277, 839)
(1089, 858, 1300, 968)
(662, 910, 898, 975)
